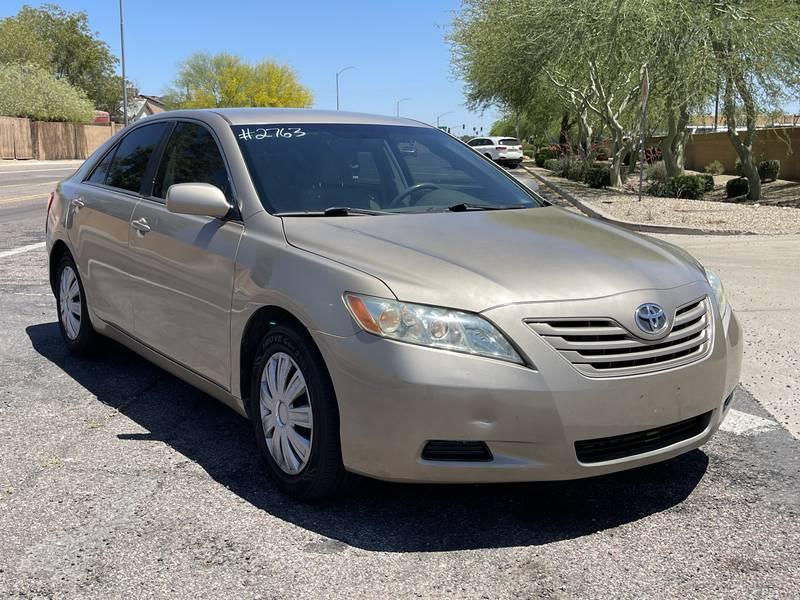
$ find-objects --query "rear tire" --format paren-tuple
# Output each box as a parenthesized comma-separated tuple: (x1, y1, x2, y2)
(250, 324, 346, 500)
(55, 253, 99, 356)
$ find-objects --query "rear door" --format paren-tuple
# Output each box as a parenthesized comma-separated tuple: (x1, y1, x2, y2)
(127, 120, 243, 389)
(69, 122, 170, 332)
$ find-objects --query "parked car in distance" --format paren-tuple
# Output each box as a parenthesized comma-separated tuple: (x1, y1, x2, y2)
(46, 108, 742, 500)
(467, 136, 524, 167)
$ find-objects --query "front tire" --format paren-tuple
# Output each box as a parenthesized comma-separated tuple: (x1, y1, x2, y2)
(250, 324, 346, 500)
(55, 253, 99, 356)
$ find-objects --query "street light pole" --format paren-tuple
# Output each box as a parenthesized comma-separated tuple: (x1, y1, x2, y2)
(335, 66, 354, 111)
(119, 0, 128, 126)
(396, 97, 410, 118)
(436, 110, 454, 128)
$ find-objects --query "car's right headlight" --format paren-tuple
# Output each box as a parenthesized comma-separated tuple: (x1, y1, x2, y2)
(344, 293, 524, 364)
(704, 269, 728, 315)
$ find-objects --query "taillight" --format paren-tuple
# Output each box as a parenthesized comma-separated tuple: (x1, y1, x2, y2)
(496, 146, 507, 151)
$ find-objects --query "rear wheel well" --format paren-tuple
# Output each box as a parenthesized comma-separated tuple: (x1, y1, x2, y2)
(49, 240, 70, 293)
(239, 306, 323, 415)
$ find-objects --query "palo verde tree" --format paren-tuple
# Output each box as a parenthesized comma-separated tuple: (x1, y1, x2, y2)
(165, 52, 313, 109)
(707, 0, 800, 200)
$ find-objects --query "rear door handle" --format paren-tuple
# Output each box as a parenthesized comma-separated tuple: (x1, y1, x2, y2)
(131, 218, 151, 233)
(70, 198, 85, 211)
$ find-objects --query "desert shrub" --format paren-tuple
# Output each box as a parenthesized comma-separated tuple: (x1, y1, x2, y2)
(726, 177, 749, 199)
(758, 159, 780, 182)
(647, 180, 671, 197)
(0, 63, 94, 122)
(535, 148, 556, 167)
(699, 174, 715, 192)
(566, 160, 588, 181)
(585, 165, 611, 188)
(645, 160, 668, 182)
(522, 143, 536, 157)
(543, 158, 560, 172)
(644, 146, 663, 164)
(704, 160, 725, 175)
(668, 175, 706, 200)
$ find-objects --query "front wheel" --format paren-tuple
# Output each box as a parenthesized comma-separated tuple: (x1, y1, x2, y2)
(250, 324, 346, 500)
(55, 253, 99, 356)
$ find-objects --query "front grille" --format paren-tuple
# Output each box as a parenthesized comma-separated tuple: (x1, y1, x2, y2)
(527, 297, 712, 377)
(421, 441, 493, 462)
(574, 411, 712, 463)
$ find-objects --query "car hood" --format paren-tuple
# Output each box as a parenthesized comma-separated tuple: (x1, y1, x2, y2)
(282, 207, 706, 312)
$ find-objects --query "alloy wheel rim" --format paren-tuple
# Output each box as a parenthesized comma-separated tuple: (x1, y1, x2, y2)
(259, 352, 313, 475)
(59, 266, 81, 340)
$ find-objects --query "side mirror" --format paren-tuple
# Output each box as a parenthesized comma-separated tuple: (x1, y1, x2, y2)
(166, 183, 231, 218)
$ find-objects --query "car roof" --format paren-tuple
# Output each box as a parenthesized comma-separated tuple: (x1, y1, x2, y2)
(146, 107, 428, 127)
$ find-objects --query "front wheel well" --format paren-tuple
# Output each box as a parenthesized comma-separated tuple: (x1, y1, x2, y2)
(239, 306, 324, 415)
(48, 240, 71, 293)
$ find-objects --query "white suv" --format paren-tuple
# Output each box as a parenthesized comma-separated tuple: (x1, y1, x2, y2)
(467, 136, 524, 168)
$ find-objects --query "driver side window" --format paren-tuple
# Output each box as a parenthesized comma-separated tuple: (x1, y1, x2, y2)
(153, 122, 230, 200)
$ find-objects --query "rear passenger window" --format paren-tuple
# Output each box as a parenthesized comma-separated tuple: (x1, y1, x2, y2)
(87, 147, 116, 184)
(153, 122, 229, 199)
(105, 123, 169, 193)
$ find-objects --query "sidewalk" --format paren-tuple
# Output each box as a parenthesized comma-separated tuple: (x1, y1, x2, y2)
(525, 164, 800, 235)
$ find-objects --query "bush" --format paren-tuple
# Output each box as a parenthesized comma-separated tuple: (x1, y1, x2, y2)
(726, 177, 749, 199)
(758, 159, 780, 182)
(699, 174, 715, 193)
(543, 158, 560, 172)
(535, 148, 556, 167)
(645, 160, 668, 183)
(585, 165, 611, 188)
(668, 175, 706, 200)
(647, 180, 671, 197)
(0, 63, 94, 122)
(566, 161, 588, 181)
(522, 143, 536, 157)
(704, 160, 725, 175)
(644, 146, 663, 164)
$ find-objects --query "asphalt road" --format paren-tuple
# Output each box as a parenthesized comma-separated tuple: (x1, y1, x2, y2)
(0, 162, 798, 598)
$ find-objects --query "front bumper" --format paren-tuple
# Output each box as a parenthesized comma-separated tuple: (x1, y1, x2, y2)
(313, 285, 743, 483)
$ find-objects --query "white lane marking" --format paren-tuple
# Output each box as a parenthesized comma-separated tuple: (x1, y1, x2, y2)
(0, 167, 77, 174)
(719, 408, 778, 436)
(0, 242, 45, 259)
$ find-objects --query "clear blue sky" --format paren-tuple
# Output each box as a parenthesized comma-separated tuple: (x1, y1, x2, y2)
(1, 0, 498, 135)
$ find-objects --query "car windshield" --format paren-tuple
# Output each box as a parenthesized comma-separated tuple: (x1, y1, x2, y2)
(232, 124, 543, 215)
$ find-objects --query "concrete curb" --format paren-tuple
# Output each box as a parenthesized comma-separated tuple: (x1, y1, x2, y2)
(522, 164, 756, 236)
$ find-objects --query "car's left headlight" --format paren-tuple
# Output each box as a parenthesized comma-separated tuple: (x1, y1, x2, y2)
(704, 269, 727, 314)
(344, 293, 524, 364)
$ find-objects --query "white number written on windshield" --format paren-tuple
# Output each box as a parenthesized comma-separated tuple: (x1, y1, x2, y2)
(237, 127, 306, 141)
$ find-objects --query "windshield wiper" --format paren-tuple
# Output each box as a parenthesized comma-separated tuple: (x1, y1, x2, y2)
(438, 202, 531, 212)
(275, 206, 393, 217)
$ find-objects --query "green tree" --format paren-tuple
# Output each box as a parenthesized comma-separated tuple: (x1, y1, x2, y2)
(0, 62, 94, 122)
(0, 4, 122, 117)
(165, 52, 313, 109)
(709, 0, 800, 199)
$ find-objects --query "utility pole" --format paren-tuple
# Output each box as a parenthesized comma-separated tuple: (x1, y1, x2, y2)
(396, 98, 410, 118)
(119, 0, 128, 126)
(336, 66, 354, 111)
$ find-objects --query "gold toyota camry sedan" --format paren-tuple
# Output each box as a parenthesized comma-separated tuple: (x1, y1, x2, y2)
(46, 109, 743, 499)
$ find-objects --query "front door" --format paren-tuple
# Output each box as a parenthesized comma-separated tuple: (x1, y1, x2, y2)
(127, 121, 243, 389)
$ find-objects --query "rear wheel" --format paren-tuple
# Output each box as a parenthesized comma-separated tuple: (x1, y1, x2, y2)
(55, 253, 99, 356)
(250, 324, 346, 500)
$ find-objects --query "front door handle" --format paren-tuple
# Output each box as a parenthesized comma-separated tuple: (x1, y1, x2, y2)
(70, 198, 85, 211)
(131, 218, 151, 233)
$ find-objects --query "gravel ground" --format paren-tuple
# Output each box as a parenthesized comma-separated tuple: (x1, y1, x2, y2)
(526, 166, 800, 234)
